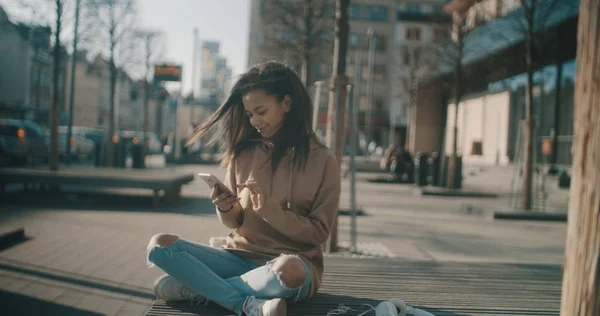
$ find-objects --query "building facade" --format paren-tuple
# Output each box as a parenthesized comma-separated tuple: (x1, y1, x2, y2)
(390, 0, 451, 147)
(0, 7, 64, 128)
(247, 0, 453, 148)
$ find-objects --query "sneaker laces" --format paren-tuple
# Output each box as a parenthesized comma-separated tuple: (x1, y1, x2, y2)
(327, 303, 377, 316)
(243, 296, 263, 315)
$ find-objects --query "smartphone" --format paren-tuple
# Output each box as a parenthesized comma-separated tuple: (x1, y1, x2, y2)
(198, 173, 232, 194)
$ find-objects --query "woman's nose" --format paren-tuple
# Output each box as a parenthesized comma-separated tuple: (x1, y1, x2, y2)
(250, 116, 261, 127)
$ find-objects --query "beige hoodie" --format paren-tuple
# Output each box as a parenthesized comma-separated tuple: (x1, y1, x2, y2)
(217, 138, 341, 298)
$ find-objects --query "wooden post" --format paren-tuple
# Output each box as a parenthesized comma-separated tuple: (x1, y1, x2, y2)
(560, 0, 600, 314)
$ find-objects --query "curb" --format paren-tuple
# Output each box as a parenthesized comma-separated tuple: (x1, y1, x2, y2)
(416, 188, 499, 198)
(493, 212, 567, 222)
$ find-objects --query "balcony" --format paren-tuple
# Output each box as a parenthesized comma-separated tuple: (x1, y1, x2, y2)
(396, 11, 452, 23)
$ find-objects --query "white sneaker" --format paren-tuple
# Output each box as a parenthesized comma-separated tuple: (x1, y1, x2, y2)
(376, 298, 434, 316)
(153, 275, 206, 306)
(242, 296, 287, 316)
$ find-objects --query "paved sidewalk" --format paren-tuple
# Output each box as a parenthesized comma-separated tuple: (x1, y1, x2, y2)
(0, 164, 567, 315)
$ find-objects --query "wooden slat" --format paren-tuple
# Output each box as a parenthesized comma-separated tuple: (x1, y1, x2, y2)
(145, 257, 562, 316)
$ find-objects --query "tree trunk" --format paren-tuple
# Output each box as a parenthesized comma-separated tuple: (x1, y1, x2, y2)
(560, 0, 600, 314)
(300, 0, 312, 85)
(448, 15, 464, 189)
(107, 59, 117, 167)
(325, 0, 349, 253)
(143, 80, 150, 161)
(521, 9, 535, 210)
(49, 0, 62, 171)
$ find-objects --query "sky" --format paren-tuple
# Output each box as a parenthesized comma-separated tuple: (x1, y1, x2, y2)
(0, 0, 251, 95)
(137, 0, 250, 94)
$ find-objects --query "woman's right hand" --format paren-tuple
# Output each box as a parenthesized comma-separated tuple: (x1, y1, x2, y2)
(210, 186, 240, 212)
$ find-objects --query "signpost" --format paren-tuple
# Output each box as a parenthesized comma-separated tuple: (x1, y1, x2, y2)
(153, 64, 183, 162)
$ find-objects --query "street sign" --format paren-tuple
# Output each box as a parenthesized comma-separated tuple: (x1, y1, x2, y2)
(154, 64, 182, 82)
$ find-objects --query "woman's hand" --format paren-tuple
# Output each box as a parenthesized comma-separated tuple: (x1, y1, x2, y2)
(210, 186, 240, 212)
(237, 178, 266, 209)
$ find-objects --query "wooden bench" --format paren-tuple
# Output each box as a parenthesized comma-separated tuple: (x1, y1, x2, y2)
(0, 167, 195, 207)
(145, 256, 562, 315)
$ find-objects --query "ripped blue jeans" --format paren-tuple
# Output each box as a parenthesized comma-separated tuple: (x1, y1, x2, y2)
(147, 237, 312, 315)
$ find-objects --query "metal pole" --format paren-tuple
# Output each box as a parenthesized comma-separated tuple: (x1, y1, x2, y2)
(174, 96, 181, 161)
(313, 81, 324, 133)
(325, 82, 340, 254)
(66, 0, 81, 165)
(366, 28, 376, 150)
(24, 27, 35, 115)
(349, 52, 362, 251)
(190, 28, 198, 134)
(347, 83, 358, 252)
(115, 71, 121, 132)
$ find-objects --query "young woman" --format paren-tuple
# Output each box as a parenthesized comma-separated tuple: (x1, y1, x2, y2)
(146, 61, 340, 316)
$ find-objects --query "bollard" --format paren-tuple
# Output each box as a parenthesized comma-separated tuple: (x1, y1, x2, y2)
(132, 143, 144, 169)
(414, 152, 428, 186)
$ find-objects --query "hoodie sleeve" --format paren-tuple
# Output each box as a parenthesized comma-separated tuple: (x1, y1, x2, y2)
(253, 154, 341, 246)
(216, 160, 243, 229)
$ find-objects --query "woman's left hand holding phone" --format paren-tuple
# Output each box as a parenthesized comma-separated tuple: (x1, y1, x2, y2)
(210, 185, 241, 213)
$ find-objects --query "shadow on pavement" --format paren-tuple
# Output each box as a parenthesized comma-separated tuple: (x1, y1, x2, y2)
(0, 289, 105, 316)
(0, 189, 215, 216)
(0, 261, 155, 300)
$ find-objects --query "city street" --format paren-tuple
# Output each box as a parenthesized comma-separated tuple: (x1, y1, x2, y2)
(0, 163, 567, 315)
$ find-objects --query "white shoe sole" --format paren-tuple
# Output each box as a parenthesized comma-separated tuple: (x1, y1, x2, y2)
(263, 298, 287, 316)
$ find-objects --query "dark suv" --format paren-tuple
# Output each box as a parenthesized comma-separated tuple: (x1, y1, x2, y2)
(0, 119, 49, 166)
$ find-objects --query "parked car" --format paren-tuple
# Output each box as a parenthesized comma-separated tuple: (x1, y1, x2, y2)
(0, 119, 48, 166)
(56, 126, 96, 161)
(119, 130, 163, 155)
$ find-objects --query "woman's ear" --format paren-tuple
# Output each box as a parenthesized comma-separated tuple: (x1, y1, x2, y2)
(283, 95, 292, 113)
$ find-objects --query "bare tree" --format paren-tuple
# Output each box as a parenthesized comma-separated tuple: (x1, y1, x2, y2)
(8, 0, 73, 170)
(132, 29, 164, 162)
(261, 0, 332, 84)
(85, 0, 136, 167)
(401, 44, 437, 127)
(47, 0, 65, 171)
(510, 0, 567, 210)
(433, 8, 472, 189)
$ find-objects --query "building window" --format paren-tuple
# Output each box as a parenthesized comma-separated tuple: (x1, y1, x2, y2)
(349, 33, 361, 48)
(279, 31, 297, 40)
(405, 27, 421, 41)
(433, 28, 448, 43)
(403, 48, 410, 66)
(432, 5, 443, 13)
(257, 32, 265, 47)
(349, 4, 361, 19)
(259, 0, 265, 16)
(373, 35, 385, 50)
(364, 5, 388, 21)
(471, 141, 483, 156)
(405, 4, 421, 13)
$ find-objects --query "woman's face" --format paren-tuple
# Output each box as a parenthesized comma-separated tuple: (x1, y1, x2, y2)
(242, 90, 290, 139)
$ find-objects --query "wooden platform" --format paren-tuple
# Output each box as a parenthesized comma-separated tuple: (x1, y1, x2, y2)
(0, 167, 195, 207)
(145, 257, 562, 315)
